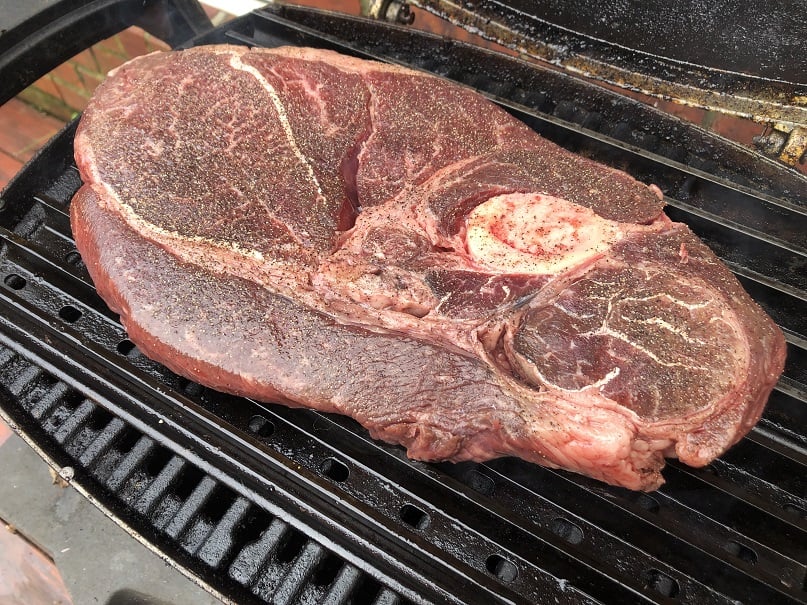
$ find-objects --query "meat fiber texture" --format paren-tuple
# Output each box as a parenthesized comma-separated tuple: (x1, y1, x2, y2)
(70, 45, 786, 490)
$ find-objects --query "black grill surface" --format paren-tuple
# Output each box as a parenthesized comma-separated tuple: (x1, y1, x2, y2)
(0, 5, 805, 605)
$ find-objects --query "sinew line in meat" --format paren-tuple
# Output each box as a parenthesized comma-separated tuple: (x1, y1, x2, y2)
(70, 45, 786, 490)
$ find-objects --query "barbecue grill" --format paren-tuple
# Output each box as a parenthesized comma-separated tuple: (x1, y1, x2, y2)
(0, 1, 805, 603)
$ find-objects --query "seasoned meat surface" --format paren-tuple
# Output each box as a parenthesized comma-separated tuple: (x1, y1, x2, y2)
(71, 45, 786, 490)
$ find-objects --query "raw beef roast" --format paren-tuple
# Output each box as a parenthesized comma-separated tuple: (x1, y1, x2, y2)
(70, 45, 786, 490)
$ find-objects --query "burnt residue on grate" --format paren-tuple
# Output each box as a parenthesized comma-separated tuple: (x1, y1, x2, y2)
(0, 6, 806, 605)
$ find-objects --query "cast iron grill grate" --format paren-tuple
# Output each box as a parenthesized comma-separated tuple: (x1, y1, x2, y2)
(0, 5, 805, 605)
(0, 343, 405, 605)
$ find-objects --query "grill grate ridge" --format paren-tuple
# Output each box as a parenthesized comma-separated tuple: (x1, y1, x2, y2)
(52, 397, 95, 444)
(77, 416, 127, 467)
(104, 435, 156, 493)
(373, 588, 403, 605)
(7, 363, 45, 398)
(271, 540, 327, 605)
(133, 455, 187, 517)
(229, 516, 291, 595)
(319, 563, 364, 605)
(164, 475, 218, 538)
(196, 495, 251, 567)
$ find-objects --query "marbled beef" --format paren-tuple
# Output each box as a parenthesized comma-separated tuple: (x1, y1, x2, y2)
(70, 45, 786, 490)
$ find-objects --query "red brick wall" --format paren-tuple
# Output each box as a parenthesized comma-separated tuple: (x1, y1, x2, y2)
(18, 28, 171, 122)
(17, 1, 233, 121)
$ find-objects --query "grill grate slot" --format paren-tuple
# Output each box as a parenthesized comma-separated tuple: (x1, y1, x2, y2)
(3, 273, 26, 290)
(784, 344, 807, 387)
